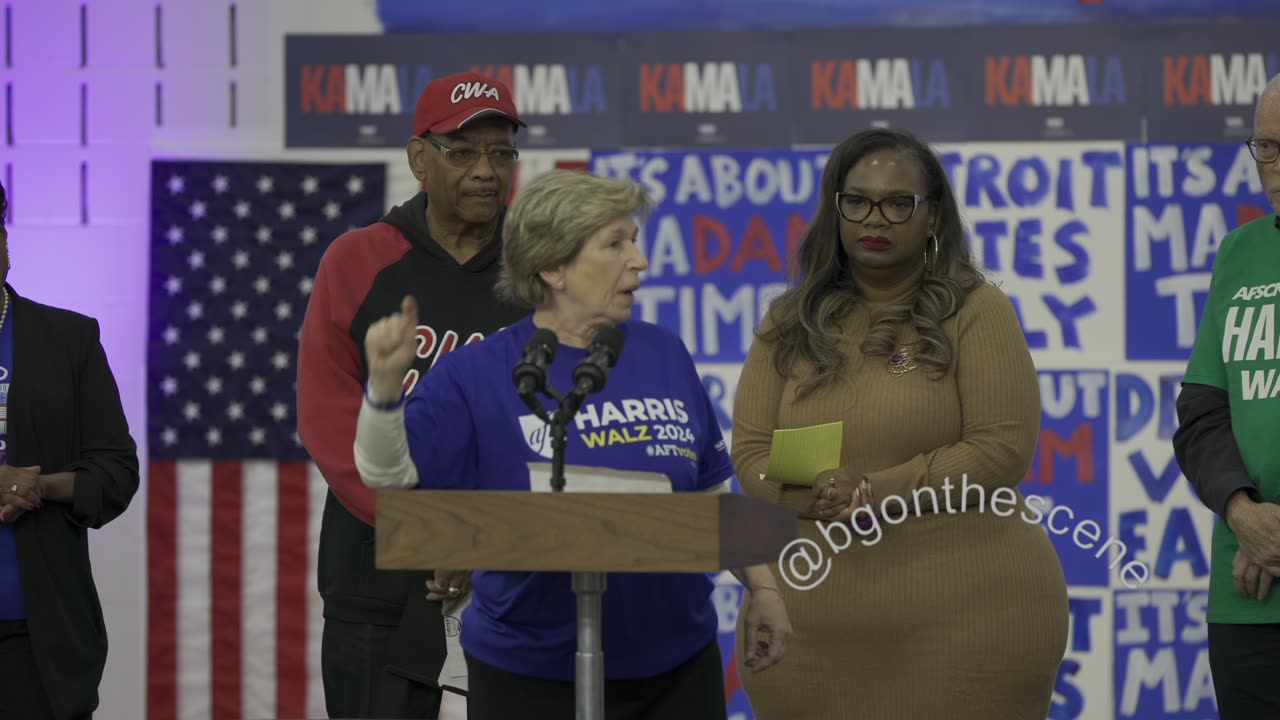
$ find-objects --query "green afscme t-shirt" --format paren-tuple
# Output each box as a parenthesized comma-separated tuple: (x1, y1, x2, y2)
(1183, 213, 1280, 623)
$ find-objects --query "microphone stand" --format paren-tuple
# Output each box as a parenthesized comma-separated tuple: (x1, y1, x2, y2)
(532, 381, 603, 718)
(549, 410, 570, 493)
(550, 389, 589, 493)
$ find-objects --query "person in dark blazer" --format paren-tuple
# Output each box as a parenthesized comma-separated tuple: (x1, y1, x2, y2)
(0, 182, 141, 720)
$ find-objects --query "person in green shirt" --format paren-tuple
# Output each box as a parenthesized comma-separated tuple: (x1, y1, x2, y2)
(1174, 72, 1280, 719)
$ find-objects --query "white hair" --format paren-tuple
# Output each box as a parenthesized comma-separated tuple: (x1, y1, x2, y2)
(1256, 73, 1280, 128)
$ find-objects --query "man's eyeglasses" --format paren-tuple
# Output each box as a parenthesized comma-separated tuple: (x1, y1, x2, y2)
(425, 135, 520, 168)
(1246, 136, 1280, 164)
(836, 193, 927, 224)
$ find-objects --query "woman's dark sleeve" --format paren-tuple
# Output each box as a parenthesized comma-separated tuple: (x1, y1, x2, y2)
(64, 317, 140, 528)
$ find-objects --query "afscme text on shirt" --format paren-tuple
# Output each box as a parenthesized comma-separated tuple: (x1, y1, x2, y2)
(1232, 282, 1280, 302)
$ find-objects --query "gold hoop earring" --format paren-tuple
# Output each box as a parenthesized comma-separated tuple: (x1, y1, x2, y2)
(924, 234, 940, 270)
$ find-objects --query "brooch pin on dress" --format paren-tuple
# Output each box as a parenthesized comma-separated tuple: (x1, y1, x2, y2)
(888, 346, 918, 376)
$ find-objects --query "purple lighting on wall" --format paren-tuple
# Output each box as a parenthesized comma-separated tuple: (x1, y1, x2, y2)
(4, 0, 163, 473)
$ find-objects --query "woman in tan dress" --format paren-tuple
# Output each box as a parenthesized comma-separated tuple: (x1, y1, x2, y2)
(732, 127, 1068, 719)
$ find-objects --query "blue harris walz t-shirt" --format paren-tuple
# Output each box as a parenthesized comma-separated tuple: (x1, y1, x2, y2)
(0, 298, 22, 619)
(404, 315, 734, 681)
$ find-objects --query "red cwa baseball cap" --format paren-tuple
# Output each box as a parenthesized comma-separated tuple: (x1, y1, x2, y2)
(413, 72, 527, 137)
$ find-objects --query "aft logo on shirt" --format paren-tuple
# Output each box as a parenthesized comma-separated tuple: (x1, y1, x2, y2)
(519, 414, 554, 459)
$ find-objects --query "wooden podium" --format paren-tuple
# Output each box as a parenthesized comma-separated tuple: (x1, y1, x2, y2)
(375, 489, 798, 719)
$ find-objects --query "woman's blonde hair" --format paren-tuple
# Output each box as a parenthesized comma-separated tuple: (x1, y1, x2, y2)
(496, 169, 653, 307)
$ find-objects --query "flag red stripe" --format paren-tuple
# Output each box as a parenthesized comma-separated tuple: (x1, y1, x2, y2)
(146, 460, 178, 720)
(276, 462, 310, 716)
(211, 461, 244, 719)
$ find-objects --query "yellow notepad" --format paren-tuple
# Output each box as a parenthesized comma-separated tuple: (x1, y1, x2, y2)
(761, 421, 844, 486)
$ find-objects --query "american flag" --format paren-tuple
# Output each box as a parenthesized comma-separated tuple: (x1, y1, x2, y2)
(145, 160, 387, 720)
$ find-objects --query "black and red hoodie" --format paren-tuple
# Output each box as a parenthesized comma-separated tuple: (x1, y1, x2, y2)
(297, 191, 529, 633)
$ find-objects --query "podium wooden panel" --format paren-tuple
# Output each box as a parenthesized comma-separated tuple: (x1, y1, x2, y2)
(375, 490, 798, 572)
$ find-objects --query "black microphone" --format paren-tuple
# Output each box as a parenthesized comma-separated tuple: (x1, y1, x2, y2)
(513, 328, 558, 421)
(570, 326, 625, 397)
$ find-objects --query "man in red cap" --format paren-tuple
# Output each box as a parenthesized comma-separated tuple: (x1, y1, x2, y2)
(297, 71, 530, 718)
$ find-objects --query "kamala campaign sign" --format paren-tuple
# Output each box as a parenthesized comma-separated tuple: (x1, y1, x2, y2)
(1140, 21, 1279, 142)
(285, 33, 622, 149)
(619, 32, 794, 148)
(961, 24, 1142, 142)
(788, 26, 964, 145)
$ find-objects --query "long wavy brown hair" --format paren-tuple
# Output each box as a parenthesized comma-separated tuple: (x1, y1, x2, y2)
(760, 128, 985, 399)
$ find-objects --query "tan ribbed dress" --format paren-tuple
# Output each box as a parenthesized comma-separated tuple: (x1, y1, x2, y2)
(732, 281, 1069, 719)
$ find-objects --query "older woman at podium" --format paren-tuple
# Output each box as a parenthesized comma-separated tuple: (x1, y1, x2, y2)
(352, 169, 791, 720)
